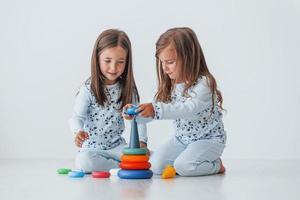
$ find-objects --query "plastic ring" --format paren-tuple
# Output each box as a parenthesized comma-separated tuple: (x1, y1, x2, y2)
(57, 168, 72, 174)
(120, 162, 151, 170)
(118, 170, 153, 179)
(68, 171, 85, 178)
(125, 106, 138, 116)
(92, 171, 110, 178)
(121, 155, 149, 162)
(123, 147, 147, 155)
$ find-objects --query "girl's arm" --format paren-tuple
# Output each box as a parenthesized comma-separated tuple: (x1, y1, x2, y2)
(69, 84, 91, 135)
(137, 123, 148, 144)
(153, 81, 212, 120)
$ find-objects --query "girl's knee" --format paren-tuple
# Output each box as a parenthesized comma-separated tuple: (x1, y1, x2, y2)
(174, 159, 193, 176)
(75, 151, 94, 172)
(174, 159, 219, 176)
(174, 160, 205, 176)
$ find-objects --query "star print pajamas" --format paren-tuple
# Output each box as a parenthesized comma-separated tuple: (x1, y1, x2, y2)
(148, 77, 226, 176)
(69, 80, 147, 172)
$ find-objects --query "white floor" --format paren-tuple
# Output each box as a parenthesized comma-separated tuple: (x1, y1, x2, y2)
(0, 159, 299, 200)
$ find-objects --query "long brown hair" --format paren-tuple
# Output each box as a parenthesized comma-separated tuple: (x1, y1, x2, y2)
(155, 27, 223, 109)
(90, 29, 139, 110)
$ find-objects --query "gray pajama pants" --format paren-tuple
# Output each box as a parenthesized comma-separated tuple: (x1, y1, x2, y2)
(75, 142, 126, 172)
(150, 137, 225, 176)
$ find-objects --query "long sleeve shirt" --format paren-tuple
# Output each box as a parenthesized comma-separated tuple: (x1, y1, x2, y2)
(69, 80, 147, 150)
(152, 77, 226, 145)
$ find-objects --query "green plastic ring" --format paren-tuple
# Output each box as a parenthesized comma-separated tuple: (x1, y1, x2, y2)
(57, 168, 72, 174)
(123, 147, 147, 155)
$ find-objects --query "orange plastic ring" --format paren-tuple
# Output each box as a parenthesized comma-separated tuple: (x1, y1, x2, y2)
(121, 155, 149, 162)
(120, 162, 151, 170)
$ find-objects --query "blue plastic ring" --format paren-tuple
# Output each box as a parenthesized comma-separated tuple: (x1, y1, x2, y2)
(125, 106, 139, 116)
(118, 169, 153, 179)
(68, 171, 85, 178)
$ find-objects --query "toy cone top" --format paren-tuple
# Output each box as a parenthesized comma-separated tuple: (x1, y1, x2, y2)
(129, 117, 140, 148)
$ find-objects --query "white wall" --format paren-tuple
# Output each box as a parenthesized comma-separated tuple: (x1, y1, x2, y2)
(0, 0, 299, 159)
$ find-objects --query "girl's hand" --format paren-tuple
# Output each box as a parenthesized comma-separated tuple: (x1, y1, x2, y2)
(137, 103, 155, 118)
(122, 104, 135, 120)
(75, 130, 89, 147)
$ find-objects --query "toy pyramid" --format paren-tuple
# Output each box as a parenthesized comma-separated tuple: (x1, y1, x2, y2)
(117, 117, 153, 179)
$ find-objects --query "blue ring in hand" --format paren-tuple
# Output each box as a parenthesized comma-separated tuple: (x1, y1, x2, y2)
(125, 106, 139, 116)
(118, 169, 153, 179)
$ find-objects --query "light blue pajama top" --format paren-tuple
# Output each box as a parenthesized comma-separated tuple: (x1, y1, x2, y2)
(69, 80, 147, 150)
(151, 77, 226, 145)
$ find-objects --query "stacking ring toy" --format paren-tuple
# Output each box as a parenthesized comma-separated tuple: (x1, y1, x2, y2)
(92, 171, 110, 178)
(120, 162, 151, 170)
(118, 170, 153, 179)
(123, 147, 147, 155)
(68, 171, 85, 178)
(121, 155, 149, 162)
(57, 168, 71, 174)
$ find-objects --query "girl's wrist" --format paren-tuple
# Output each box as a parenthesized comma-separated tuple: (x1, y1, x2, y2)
(139, 141, 147, 147)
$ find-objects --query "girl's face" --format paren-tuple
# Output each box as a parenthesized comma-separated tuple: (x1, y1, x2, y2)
(99, 46, 127, 85)
(158, 45, 182, 83)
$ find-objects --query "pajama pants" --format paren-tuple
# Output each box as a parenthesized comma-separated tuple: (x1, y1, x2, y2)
(150, 137, 225, 176)
(75, 142, 126, 172)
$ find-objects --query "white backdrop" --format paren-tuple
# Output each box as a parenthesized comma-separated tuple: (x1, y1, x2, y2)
(0, 0, 299, 160)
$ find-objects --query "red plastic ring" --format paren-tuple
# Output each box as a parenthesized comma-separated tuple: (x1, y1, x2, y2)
(91, 171, 111, 178)
(120, 162, 151, 170)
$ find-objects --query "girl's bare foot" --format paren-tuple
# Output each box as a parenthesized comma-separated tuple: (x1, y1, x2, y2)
(218, 159, 226, 174)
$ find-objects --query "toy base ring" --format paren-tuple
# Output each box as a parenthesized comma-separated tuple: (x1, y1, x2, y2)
(117, 170, 153, 179)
